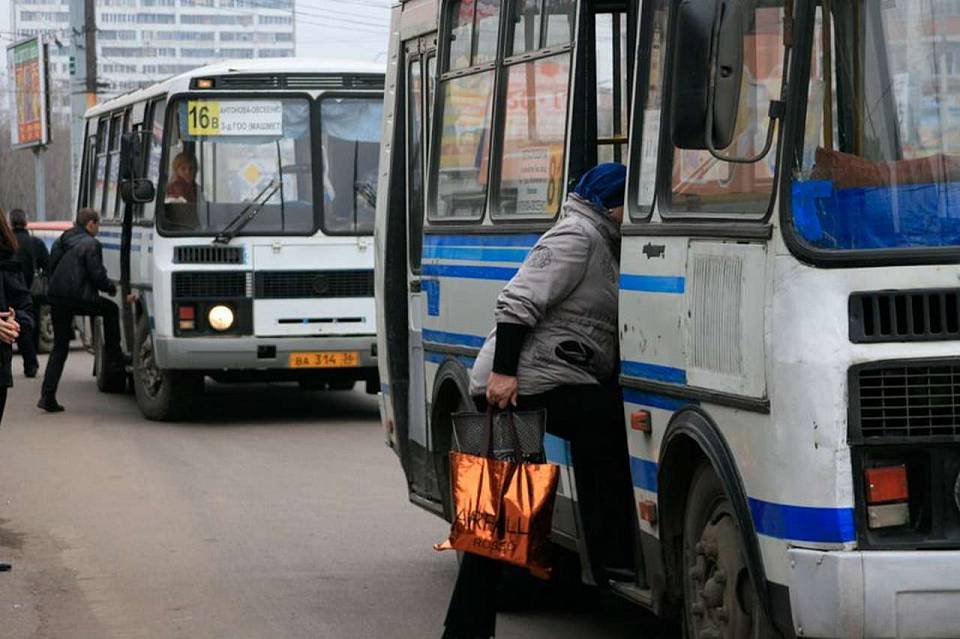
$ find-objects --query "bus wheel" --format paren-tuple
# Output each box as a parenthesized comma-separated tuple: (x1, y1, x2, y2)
(94, 319, 126, 393)
(133, 315, 202, 421)
(682, 463, 772, 639)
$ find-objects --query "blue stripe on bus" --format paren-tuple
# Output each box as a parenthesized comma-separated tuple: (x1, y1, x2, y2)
(620, 274, 686, 294)
(622, 360, 687, 384)
(630, 456, 659, 492)
(424, 234, 541, 248)
(424, 351, 476, 368)
(544, 433, 571, 466)
(749, 498, 856, 544)
(102, 243, 141, 252)
(423, 245, 530, 263)
(421, 263, 518, 281)
(422, 329, 486, 349)
(622, 388, 693, 411)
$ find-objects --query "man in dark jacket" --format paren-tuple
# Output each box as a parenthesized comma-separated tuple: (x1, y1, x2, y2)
(9, 208, 49, 377)
(38, 208, 122, 412)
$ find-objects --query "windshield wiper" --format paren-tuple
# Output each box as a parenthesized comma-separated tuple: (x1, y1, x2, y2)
(213, 179, 281, 245)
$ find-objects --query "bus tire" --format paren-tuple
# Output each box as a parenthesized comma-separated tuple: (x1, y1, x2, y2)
(94, 319, 126, 394)
(133, 314, 202, 421)
(682, 462, 774, 639)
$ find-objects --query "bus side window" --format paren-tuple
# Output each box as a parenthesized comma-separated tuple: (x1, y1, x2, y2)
(141, 98, 165, 222)
(76, 119, 94, 211)
(595, 10, 629, 164)
(103, 112, 126, 220)
(666, 1, 786, 217)
(408, 55, 425, 272)
(430, 0, 501, 220)
(494, 0, 574, 219)
(628, 0, 668, 219)
(92, 118, 109, 216)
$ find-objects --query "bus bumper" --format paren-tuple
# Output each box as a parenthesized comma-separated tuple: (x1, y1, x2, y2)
(153, 335, 378, 372)
(787, 548, 960, 638)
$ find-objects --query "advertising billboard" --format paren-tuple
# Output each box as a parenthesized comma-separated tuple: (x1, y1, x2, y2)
(7, 36, 50, 148)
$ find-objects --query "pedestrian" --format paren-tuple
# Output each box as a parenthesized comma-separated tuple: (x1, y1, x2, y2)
(0, 208, 28, 574)
(441, 163, 636, 639)
(9, 208, 49, 377)
(38, 208, 123, 413)
(0, 207, 33, 421)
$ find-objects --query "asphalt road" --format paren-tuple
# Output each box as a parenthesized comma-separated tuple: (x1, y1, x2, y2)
(0, 351, 676, 638)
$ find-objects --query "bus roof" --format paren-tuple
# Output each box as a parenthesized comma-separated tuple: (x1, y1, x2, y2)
(86, 57, 385, 118)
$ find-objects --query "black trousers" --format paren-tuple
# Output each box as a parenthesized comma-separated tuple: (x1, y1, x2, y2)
(443, 382, 635, 638)
(0, 387, 7, 423)
(15, 318, 38, 374)
(41, 298, 122, 400)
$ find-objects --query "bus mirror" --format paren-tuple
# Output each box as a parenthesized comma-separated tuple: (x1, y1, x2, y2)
(120, 178, 155, 205)
(672, 0, 743, 151)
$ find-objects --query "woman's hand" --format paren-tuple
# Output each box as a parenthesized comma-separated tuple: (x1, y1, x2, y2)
(0, 308, 20, 345)
(486, 372, 518, 409)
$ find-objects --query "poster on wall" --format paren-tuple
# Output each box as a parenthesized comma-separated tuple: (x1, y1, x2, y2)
(7, 36, 50, 148)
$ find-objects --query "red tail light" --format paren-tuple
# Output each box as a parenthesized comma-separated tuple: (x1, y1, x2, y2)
(865, 464, 909, 529)
(178, 305, 195, 320)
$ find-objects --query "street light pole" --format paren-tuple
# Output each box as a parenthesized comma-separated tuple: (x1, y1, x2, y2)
(69, 0, 97, 216)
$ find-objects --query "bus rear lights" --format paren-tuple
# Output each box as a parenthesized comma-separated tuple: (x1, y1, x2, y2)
(208, 305, 235, 332)
(177, 305, 196, 331)
(865, 464, 910, 529)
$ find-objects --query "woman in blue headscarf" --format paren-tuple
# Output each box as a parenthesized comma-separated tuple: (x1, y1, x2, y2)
(442, 163, 635, 639)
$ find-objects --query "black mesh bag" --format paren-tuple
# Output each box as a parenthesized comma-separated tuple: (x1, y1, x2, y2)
(451, 409, 547, 463)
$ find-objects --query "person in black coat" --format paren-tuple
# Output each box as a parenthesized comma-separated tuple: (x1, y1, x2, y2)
(0, 208, 34, 415)
(9, 208, 49, 377)
(38, 208, 122, 413)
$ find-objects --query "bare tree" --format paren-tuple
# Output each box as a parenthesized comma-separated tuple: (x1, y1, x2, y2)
(0, 114, 73, 222)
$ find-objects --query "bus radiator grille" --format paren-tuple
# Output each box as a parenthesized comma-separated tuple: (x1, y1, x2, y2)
(850, 360, 960, 442)
(174, 245, 244, 265)
(254, 270, 374, 299)
(173, 272, 249, 299)
(850, 289, 960, 343)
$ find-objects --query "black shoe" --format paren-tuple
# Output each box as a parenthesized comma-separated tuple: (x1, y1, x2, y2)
(37, 397, 64, 413)
(24, 368, 37, 378)
(0, 562, 10, 572)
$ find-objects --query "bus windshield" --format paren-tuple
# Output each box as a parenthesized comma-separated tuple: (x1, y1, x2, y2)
(319, 96, 382, 234)
(160, 97, 315, 236)
(792, 0, 960, 253)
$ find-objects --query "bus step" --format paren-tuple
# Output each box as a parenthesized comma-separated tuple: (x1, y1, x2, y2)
(608, 581, 653, 608)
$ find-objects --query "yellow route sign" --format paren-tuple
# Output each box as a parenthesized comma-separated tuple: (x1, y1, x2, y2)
(185, 100, 283, 137)
(187, 100, 221, 136)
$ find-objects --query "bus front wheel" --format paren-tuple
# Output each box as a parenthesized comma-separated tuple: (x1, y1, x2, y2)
(133, 315, 202, 421)
(682, 463, 772, 639)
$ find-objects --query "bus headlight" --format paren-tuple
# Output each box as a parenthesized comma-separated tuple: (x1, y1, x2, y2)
(208, 304, 235, 331)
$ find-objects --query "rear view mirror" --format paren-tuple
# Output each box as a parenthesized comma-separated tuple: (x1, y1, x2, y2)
(119, 131, 155, 205)
(672, 0, 744, 151)
(120, 178, 156, 205)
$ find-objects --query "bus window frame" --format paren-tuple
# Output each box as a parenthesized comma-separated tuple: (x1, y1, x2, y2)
(779, 0, 960, 268)
(76, 119, 94, 213)
(407, 51, 427, 273)
(155, 90, 322, 239)
(426, 0, 504, 225)
(316, 90, 384, 238)
(138, 96, 167, 224)
(625, 0, 661, 222)
(653, 0, 787, 223)
(92, 117, 110, 218)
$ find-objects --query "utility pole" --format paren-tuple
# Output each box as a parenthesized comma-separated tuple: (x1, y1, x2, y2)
(69, 0, 96, 214)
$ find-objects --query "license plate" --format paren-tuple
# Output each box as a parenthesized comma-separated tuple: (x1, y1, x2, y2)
(288, 351, 359, 369)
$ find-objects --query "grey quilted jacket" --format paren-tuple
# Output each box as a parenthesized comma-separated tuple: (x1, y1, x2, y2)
(470, 194, 620, 396)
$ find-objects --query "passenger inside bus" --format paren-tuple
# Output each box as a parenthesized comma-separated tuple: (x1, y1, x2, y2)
(163, 150, 202, 231)
(443, 163, 635, 639)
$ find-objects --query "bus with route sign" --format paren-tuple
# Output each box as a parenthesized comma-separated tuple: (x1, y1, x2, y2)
(75, 59, 384, 420)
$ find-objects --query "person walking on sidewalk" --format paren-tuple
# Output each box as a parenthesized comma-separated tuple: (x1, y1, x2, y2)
(9, 208, 48, 377)
(38, 208, 123, 413)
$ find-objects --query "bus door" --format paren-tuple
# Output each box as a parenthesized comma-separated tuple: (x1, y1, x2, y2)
(405, 36, 440, 503)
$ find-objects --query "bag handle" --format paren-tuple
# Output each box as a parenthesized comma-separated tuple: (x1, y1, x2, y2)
(483, 407, 524, 463)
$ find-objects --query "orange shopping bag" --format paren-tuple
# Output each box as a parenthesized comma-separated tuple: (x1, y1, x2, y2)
(435, 410, 559, 578)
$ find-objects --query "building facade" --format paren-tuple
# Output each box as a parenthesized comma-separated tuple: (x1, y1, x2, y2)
(11, 0, 296, 110)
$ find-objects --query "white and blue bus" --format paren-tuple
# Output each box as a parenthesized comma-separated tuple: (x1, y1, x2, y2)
(375, 0, 960, 636)
(77, 59, 384, 420)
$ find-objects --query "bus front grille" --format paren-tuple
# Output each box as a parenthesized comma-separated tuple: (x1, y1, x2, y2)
(173, 272, 249, 299)
(850, 360, 960, 442)
(174, 245, 244, 265)
(254, 270, 373, 299)
(850, 289, 960, 343)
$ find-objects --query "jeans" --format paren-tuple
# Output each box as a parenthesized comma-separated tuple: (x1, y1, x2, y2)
(41, 297, 122, 400)
(443, 382, 635, 637)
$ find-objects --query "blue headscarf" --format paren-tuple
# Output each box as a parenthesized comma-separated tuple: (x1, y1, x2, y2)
(573, 162, 627, 210)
